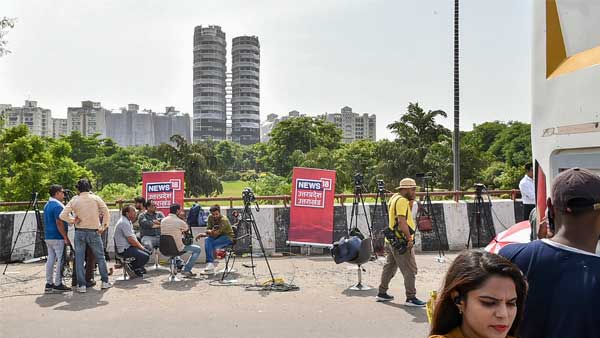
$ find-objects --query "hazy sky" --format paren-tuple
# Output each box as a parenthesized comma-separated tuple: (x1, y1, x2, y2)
(0, 0, 532, 140)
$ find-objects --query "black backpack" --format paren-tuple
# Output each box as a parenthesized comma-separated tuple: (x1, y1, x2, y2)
(187, 204, 201, 226)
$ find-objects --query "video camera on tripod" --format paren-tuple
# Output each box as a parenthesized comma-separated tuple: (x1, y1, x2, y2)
(242, 187, 256, 204)
(474, 183, 487, 195)
(353, 173, 364, 187)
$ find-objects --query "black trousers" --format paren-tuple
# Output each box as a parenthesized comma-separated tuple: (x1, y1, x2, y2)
(523, 204, 535, 223)
(121, 247, 150, 272)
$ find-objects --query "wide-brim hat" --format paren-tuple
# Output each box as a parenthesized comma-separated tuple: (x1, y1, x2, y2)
(396, 178, 417, 190)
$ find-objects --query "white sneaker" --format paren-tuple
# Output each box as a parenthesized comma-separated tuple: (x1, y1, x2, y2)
(101, 281, 113, 289)
(76, 286, 87, 293)
(202, 262, 215, 274)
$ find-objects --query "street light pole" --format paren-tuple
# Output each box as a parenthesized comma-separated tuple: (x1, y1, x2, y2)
(453, 0, 461, 191)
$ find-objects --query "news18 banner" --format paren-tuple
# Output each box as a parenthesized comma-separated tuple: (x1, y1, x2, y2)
(141, 171, 185, 216)
(288, 167, 336, 246)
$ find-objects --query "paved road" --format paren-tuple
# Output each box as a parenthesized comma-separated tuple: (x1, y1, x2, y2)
(0, 253, 455, 338)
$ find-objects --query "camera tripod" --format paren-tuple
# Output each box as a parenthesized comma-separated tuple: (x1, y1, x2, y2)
(419, 176, 446, 261)
(239, 199, 276, 285)
(347, 177, 373, 240)
(3, 191, 46, 275)
(466, 186, 493, 249)
(371, 182, 389, 254)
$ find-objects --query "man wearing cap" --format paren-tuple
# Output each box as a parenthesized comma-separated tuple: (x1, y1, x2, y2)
(376, 177, 426, 307)
(500, 168, 600, 338)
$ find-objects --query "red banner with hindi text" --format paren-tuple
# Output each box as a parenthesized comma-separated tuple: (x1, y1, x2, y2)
(288, 167, 336, 246)
(142, 171, 185, 216)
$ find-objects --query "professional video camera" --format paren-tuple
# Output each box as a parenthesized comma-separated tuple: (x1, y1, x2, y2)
(474, 183, 487, 195)
(353, 173, 364, 186)
(415, 172, 433, 180)
(376, 179, 385, 192)
(242, 187, 256, 204)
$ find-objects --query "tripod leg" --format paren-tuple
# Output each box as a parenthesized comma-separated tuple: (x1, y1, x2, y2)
(359, 193, 373, 239)
(2, 198, 34, 274)
(250, 217, 275, 283)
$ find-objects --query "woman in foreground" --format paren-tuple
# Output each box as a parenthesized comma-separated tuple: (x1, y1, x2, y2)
(429, 251, 527, 338)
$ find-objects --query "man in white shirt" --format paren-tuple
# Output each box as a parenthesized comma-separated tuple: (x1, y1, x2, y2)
(519, 163, 535, 222)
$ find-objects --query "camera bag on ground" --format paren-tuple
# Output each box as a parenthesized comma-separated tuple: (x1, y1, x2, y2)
(416, 201, 433, 232)
(331, 236, 362, 264)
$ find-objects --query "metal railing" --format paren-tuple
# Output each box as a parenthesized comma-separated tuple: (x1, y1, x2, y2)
(0, 190, 521, 210)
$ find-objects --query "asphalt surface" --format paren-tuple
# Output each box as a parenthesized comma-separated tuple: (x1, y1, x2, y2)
(0, 252, 457, 338)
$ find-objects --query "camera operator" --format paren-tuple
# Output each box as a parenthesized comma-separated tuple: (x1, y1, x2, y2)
(376, 177, 426, 307)
(160, 204, 201, 278)
(195, 204, 234, 274)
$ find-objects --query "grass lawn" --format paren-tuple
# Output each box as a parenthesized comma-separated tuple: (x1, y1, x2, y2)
(218, 180, 249, 198)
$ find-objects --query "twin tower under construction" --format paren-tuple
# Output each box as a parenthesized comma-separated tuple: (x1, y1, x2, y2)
(193, 25, 260, 145)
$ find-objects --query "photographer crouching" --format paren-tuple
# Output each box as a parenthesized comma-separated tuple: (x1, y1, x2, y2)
(376, 178, 426, 307)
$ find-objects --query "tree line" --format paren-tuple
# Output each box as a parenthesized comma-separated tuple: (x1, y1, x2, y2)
(0, 102, 531, 202)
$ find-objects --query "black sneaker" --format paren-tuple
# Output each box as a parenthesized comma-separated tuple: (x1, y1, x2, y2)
(86, 280, 96, 288)
(376, 293, 394, 302)
(53, 284, 72, 292)
(44, 283, 54, 293)
(405, 297, 426, 307)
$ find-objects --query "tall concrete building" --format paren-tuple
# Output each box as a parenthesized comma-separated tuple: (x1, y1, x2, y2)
(67, 100, 110, 137)
(321, 106, 376, 143)
(2, 101, 52, 137)
(154, 107, 192, 145)
(231, 35, 260, 144)
(193, 25, 227, 142)
(105, 104, 191, 146)
(52, 118, 68, 138)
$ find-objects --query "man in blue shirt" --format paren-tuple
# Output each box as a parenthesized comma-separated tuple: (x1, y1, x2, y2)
(500, 168, 600, 338)
(43, 184, 71, 292)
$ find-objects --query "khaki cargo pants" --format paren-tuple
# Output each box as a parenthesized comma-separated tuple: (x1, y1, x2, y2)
(378, 242, 418, 299)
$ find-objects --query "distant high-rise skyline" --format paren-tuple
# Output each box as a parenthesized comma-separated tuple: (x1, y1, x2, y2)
(193, 25, 227, 143)
(193, 26, 261, 144)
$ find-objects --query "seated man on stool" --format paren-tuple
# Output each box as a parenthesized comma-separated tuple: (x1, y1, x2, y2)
(139, 199, 164, 252)
(196, 205, 234, 274)
(162, 204, 201, 278)
(114, 205, 150, 278)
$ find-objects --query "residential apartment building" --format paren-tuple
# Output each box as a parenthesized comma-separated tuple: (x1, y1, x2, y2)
(52, 118, 68, 138)
(67, 100, 110, 137)
(1, 101, 52, 137)
(321, 106, 376, 143)
(106, 104, 191, 146)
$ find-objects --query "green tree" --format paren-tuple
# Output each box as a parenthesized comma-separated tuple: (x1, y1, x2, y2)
(96, 183, 141, 202)
(84, 149, 140, 190)
(0, 125, 93, 201)
(215, 140, 243, 174)
(60, 131, 119, 164)
(160, 135, 222, 197)
(266, 117, 342, 176)
(378, 103, 450, 187)
(249, 173, 292, 197)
